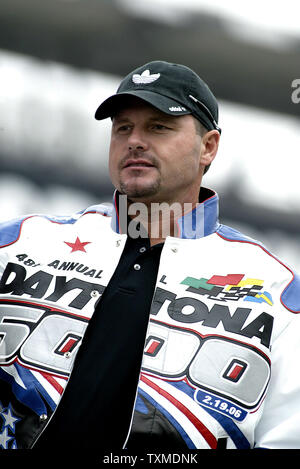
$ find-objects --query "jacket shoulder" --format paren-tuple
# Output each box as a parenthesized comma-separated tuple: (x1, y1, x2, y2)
(216, 224, 300, 313)
(0, 203, 113, 248)
(216, 224, 264, 245)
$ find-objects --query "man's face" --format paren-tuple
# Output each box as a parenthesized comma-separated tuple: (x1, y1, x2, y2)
(109, 98, 204, 205)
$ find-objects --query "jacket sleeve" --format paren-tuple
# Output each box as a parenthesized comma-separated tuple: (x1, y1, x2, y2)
(0, 216, 29, 280)
(254, 308, 300, 448)
(0, 216, 30, 248)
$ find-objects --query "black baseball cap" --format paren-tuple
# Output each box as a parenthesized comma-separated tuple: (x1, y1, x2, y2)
(95, 60, 221, 133)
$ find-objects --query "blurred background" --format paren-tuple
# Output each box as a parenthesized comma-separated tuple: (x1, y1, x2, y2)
(0, 0, 299, 269)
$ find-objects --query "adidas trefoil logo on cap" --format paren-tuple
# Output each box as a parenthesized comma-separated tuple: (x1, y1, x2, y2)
(132, 69, 160, 84)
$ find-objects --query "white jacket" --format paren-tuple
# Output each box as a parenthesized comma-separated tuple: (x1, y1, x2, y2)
(0, 188, 300, 449)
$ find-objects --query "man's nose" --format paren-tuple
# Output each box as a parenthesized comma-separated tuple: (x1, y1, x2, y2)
(127, 128, 149, 151)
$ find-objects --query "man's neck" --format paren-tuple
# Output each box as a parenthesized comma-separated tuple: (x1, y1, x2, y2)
(127, 197, 199, 245)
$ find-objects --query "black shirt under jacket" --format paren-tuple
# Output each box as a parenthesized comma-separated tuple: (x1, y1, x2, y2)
(34, 231, 163, 450)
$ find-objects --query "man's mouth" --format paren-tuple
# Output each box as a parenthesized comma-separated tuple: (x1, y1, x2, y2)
(123, 159, 155, 169)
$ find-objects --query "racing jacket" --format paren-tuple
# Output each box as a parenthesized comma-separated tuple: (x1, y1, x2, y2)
(0, 187, 300, 450)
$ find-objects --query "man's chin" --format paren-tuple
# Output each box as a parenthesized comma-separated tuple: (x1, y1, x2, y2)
(119, 182, 160, 201)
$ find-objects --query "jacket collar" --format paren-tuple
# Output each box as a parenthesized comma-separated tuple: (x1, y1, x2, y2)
(111, 187, 220, 240)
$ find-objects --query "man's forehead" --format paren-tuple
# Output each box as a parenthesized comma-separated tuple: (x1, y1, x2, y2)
(112, 97, 180, 121)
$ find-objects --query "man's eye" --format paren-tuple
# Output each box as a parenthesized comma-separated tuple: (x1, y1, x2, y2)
(152, 124, 169, 130)
(116, 125, 131, 132)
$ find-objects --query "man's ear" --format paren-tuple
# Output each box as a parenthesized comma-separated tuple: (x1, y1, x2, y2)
(200, 130, 220, 169)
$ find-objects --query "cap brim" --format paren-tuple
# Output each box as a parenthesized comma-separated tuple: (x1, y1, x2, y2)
(95, 90, 191, 120)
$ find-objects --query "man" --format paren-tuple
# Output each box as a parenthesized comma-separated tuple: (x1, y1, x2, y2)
(0, 61, 300, 451)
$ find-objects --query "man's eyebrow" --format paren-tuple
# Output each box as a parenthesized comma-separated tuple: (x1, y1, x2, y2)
(112, 115, 131, 124)
(148, 115, 176, 123)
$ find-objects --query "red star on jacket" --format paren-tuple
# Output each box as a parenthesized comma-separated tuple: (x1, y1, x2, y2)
(64, 237, 91, 253)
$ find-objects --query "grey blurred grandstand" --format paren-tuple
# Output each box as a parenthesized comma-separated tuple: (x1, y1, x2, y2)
(0, 0, 299, 269)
